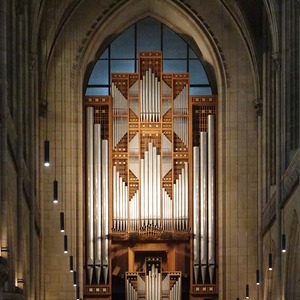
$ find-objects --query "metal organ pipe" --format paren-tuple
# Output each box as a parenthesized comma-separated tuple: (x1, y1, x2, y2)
(208, 115, 215, 283)
(193, 146, 200, 284)
(200, 132, 208, 282)
(94, 123, 102, 284)
(102, 140, 109, 284)
(86, 107, 94, 284)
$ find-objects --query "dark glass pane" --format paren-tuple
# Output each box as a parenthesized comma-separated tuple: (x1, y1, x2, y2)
(190, 87, 212, 95)
(111, 60, 135, 73)
(163, 60, 187, 73)
(189, 47, 197, 59)
(88, 60, 108, 85)
(85, 87, 109, 96)
(137, 18, 161, 53)
(163, 26, 187, 58)
(111, 26, 135, 59)
(189, 60, 209, 84)
(100, 48, 109, 59)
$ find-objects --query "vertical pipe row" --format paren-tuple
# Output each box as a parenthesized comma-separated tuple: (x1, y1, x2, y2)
(112, 82, 127, 115)
(140, 158, 145, 227)
(146, 265, 161, 300)
(140, 69, 160, 122)
(140, 143, 161, 228)
(174, 117, 188, 147)
(170, 277, 181, 300)
(129, 191, 139, 231)
(94, 123, 102, 284)
(86, 107, 94, 284)
(113, 166, 128, 231)
(207, 115, 215, 283)
(162, 188, 172, 230)
(174, 85, 188, 115)
(200, 132, 208, 282)
(126, 279, 138, 300)
(173, 163, 189, 231)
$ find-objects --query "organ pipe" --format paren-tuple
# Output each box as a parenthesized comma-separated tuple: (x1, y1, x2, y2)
(102, 140, 109, 284)
(94, 123, 102, 284)
(86, 107, 94, 284)
(200, 132, 208, 282)
(193, 146, 200, 284)
(208, 115, 215, 283)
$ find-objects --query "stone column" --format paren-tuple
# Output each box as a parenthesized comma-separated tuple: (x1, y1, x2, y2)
(0, 0, 8, 257)
(272, 51, 282, 298)
(0, 258, 9, 300)
(254, 98, 263, 300)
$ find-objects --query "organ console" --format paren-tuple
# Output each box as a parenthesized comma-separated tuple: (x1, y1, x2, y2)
(84, 52, 217, 299)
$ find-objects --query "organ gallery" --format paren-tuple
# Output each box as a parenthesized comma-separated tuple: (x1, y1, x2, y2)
(84, 52, 217, 299)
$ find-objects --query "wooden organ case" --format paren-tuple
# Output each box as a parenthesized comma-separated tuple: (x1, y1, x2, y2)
(84, 52, 218, 299)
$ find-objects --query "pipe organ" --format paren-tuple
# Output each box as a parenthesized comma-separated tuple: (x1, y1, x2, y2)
(84, 52, 217, 299)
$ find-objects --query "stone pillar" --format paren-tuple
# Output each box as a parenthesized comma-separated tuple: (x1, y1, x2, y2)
(272, 51, 282, 298)
(0, 0, 8, 257)
(0, 258, 9, 300)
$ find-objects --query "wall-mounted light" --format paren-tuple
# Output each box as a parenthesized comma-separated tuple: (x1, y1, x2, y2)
(64, 235, 68, 254)
(69, 255, 74, 272)
(246, 284, 249, 299)
(256, 269, 260, 285)
(53, 180, 58, 204)
(73, 271, 77, 287)
(268, 253, 272, 270)
(60, 212, 65, 232)
(44, 140, 50, 167)
(281, 234, 286, 253)
(76, 285, 80, 299)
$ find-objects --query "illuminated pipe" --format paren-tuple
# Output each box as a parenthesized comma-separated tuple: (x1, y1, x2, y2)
(86, 107, 94, 284)
(94, 123, 102, 283)
(149, 69, 153, 122)
(157, 78, 161, 121)
(140, 158, 145, 227)
(113, 166, 117, 229)
(185, 162, 188, 229)
(208, 114, 215, 283)
(102, 140, 109, 284)
(145, 70, 149, 122)
(200, 132, 208, 282)
(154, 75, 157, 121)
(144, 151, 149, 226)
(142, 74, 145, 121)
(181, 172, 185, 230)
(178, 173, 183, 230)
(157, 154, 161, 227)
(149, 143, 153, 224)
(193, 146, 200, 283)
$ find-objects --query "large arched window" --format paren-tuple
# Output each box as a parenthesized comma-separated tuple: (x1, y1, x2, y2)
(85, 17, 212, 96)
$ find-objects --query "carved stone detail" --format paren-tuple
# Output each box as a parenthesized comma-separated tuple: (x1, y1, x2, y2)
(271, 52, 281, 71)
(253, 98, 263, 117)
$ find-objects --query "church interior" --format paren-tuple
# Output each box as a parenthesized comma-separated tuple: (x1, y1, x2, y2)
(0, 0, 299, 299)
